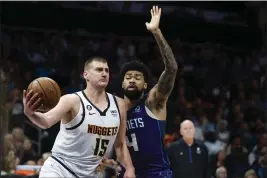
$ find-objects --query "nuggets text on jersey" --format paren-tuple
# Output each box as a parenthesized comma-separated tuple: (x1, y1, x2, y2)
(87, 124, 118, 136)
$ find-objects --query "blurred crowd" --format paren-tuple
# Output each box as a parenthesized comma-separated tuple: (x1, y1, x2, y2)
(1, 22, 267, 178)
(2, 127, 51, 176)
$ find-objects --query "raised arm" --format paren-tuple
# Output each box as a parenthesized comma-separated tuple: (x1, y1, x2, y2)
(146, 6, 178, 103)
(23, 90, 79, 129)
(114, 97, 135, 178)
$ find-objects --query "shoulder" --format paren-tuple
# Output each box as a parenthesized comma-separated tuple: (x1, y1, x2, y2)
(113, 95, 124, 106)
(194, 139, 204, 146)
(56, 93, 81, 112)
(60, 93, 80, 103)
(113, 95, 124, 103)
(168, 140, 182, 149)
(167, 140, 182, 154)
(113, 95, 126, 112)
(106, 93, 123, 104)
(59, 93, 80, 104)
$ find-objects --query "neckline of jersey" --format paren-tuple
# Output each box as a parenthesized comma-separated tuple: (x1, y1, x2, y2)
(82, 90, 110, 116)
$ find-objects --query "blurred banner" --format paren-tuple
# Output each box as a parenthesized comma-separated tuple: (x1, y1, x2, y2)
(1, 2, 260, 47)
(58, 2, 248, 27)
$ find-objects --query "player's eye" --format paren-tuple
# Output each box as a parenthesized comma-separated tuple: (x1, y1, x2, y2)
(125, 76, 131, 80)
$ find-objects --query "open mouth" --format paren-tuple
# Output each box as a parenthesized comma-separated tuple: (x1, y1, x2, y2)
(127, 85, 138, 90)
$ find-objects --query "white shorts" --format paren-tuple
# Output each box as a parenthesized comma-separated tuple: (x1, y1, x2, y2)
(39, 156, 78, 178)
(39, 156, 103, 178)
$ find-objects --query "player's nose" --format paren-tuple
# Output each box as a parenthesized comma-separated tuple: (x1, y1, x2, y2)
(101, 72, 108, 78)
(129, 78, 136, 82)
(129, 81, 136, 85)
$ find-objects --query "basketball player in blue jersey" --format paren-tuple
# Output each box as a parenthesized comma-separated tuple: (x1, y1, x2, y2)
(102, 6, 177, 178)
(23, 57, 135, 178)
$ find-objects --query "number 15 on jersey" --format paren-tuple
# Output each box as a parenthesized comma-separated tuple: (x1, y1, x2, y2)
(126, 133, 139, 151)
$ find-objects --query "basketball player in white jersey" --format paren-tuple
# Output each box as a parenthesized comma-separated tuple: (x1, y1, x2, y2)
(23, 57, 135, 178)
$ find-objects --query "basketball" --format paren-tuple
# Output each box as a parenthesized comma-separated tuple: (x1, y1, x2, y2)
(27, 77, 61, 112)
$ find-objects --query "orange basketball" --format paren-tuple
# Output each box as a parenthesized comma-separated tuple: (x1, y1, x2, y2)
(27, 77, 61, 112)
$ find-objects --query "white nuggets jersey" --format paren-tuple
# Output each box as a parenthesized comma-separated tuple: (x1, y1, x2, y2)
(51, 91, 121, 177)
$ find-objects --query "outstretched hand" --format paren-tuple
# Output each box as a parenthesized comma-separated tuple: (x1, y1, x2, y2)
(145, 6, 162, 33)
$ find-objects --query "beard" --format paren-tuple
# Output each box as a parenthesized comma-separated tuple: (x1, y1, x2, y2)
(124, 89, 144, 101)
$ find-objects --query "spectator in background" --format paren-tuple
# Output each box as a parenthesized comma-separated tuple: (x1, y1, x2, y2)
(249, 133, 267, 166)
(244, 169, 258, 178)
(2, 149, 18, 176)
(217, 119, 230, 144)
(11, 128, 25, 161)
(6, 86, 24, 130)
(204, 131, 226, 156)
(20, 138, 37, 165)
(193, 113, 205, 142)
(225, 135, 249, 178)
(167, 120, 210, 178)
(258, 154, 267, 178)
(164, 134, 176, 148)
(37, 158, 44, 166)
(4, 134, 15, 153)
(24, 160, 36, 165)
(239, 122, 254, 151)
(215, 166, 227, 178)
(251, 146, 267, 178)
(41, 152, 52, 162)
(210, 150, 227, 177)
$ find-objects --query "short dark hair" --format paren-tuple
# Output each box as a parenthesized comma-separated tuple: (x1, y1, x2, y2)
(84, 56, 107, 70)
(120, 60, 150, 83)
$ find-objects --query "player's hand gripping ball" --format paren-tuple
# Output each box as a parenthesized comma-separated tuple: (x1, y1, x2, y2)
(24, 77, 61, 114)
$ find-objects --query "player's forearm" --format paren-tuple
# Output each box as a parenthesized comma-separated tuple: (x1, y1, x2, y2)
(115, 143, 135, 171)
(153, 29, 177, 96)
(26, 112, 50, 129)
(152, 28, 177, 72)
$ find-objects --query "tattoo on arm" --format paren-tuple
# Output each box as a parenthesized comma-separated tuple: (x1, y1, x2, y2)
(153, 29, 178, 97)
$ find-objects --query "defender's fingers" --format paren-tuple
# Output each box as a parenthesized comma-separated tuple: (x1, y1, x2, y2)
(96, 163, 105, 172)
(109, 159, 118, 166)
(156, 6, 159, 14)
(159, 8, 162, 16)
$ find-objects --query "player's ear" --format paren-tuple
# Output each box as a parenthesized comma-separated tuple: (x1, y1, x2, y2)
(143, 82, 148, 90)
(83, 71, 88, 81)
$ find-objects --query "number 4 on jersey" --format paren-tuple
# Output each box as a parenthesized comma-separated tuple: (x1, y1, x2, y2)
(126, 133, 139, 151)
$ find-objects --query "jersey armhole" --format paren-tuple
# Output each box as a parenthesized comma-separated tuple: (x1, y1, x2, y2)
(65, 93, 85, 130)
(112, 95, 121, 122)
